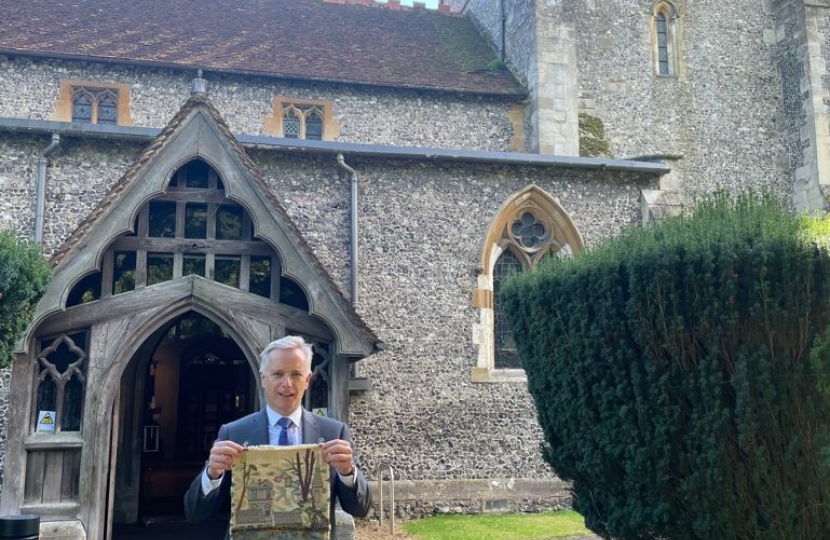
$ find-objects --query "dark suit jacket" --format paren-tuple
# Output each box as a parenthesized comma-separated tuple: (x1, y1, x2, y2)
(184, 408, 372, 538)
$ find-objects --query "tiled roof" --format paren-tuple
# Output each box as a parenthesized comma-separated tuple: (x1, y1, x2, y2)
(51, 92, 380, 348)
(0, 0, 525, 96)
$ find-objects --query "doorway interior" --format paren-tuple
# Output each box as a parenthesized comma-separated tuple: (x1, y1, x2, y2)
(110, 311, 333, 539)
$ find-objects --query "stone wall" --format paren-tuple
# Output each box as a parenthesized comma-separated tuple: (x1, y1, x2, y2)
(463, 0, 537, 150)
(571, 0, 788, 199)
(0, 56, 519, 152)
(250, 153, 656, 483)
(0, 129, 658, 509)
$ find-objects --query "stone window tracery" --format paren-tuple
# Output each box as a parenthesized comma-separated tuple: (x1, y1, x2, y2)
(265, 98, 339, 141)
(52, 80, 132, 125)
(472, 185, 584, 383)
(71, 87, 120, 124)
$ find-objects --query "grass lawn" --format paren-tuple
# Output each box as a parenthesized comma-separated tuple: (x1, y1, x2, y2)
(403, 510, 590, 540)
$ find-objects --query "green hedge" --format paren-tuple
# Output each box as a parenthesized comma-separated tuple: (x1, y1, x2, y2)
(501, 193, 830, 540)
(0, 231, 51, 368)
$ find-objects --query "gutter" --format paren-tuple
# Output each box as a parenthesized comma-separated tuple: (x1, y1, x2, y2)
(35, 133, 61, 244)
(0, 117, 671, 175)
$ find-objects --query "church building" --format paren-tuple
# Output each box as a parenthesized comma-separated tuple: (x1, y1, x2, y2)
(0, 0, 823, 538)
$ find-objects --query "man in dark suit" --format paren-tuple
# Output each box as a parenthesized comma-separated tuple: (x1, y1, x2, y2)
(184, 335, 372, 538)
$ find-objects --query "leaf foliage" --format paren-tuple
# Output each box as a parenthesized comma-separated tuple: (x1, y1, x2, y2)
(0, 231, 51, 368)
(501, 192, 830, 540)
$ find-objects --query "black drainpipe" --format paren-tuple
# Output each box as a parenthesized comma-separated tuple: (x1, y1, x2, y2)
(35, 133, 61, 244)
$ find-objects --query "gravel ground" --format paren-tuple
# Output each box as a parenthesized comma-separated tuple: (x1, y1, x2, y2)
(355, 518, 419, 539)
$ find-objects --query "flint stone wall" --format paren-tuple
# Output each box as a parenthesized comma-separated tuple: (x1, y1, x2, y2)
(0, 131, 657, 503)
(0, 56, 520, 153)
(569, 0, 788, 198)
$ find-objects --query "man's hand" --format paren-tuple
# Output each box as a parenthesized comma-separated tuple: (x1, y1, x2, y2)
(320, 439, 355, 476)
(206, 440, 245, 479)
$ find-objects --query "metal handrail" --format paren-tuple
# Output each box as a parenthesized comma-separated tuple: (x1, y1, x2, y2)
(377, 463, 395, 534)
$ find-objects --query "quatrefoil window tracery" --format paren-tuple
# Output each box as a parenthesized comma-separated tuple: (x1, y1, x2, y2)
(509, 212, 550, 252)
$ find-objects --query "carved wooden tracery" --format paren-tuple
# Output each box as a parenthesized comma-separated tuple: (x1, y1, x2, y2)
(35, 332, 88, 432)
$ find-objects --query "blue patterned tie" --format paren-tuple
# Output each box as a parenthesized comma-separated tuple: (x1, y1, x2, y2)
(277, 417, 292, 446)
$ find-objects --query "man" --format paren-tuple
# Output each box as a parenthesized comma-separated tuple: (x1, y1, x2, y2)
(184, 335, 372, 537)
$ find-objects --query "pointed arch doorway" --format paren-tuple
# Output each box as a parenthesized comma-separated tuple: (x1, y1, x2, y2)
(113, 311, 255, 526)
(5, 99, 379, 540)
(110, 310, 335, 538)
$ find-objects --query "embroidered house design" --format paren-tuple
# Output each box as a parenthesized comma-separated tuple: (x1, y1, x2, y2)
(231, 444, 330, 539)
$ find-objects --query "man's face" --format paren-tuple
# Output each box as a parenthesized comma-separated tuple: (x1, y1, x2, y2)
(259, 346, 312, 416)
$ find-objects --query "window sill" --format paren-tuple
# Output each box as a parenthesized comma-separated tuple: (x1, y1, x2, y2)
(471, 367, 527, 383)
(25, 431, 84, 450)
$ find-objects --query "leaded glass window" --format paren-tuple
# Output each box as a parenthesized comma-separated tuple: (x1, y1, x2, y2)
(97, 91, 118, 124)
(284, 110, 301, 139)
(493, 249, 523, 369)
(656, 13, 669, 75)
(71, 91, 92, 123)
(70, 86, 120, 124)
(305, 110, 323, 140)
(278, 101, 329, 140)
(36, 331, 88, 432)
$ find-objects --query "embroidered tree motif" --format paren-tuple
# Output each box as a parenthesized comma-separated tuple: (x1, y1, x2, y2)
(235, 462, 258, 514)
(285, 448, 317, 503)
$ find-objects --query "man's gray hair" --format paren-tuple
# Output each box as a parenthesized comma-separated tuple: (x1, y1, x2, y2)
(259, 335, 313, 373)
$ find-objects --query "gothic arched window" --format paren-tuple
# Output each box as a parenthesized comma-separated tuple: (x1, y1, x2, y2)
(472, 186, 584, 382)
(71, 87, 122, 124)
